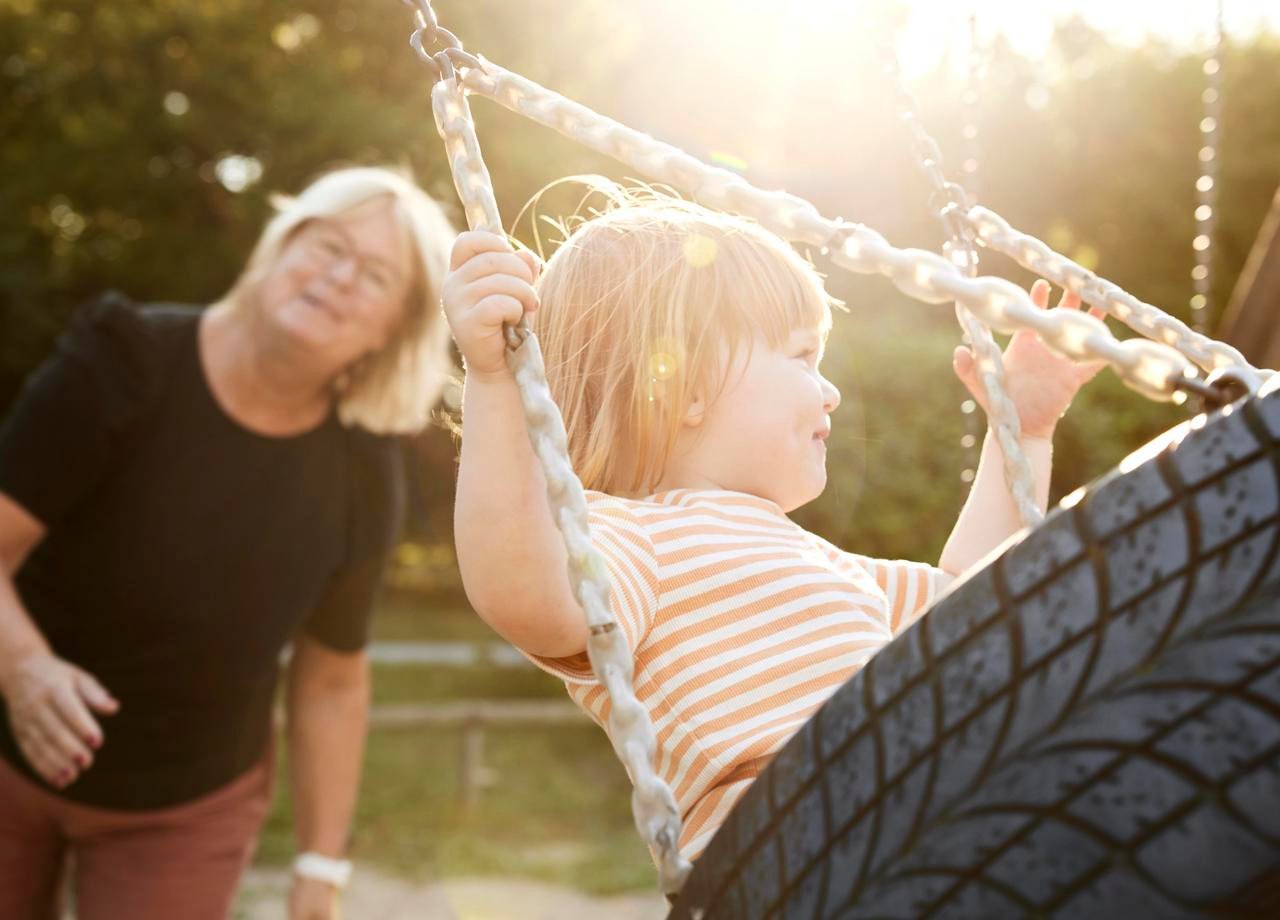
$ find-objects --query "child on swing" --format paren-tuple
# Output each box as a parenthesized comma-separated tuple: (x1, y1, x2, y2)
(442, 182, 1101, 861)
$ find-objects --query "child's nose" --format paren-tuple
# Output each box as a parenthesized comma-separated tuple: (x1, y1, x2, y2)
(821, 376, 841, 412)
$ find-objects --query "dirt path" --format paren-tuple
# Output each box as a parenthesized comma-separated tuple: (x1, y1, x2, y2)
(235, 867, 668, 920)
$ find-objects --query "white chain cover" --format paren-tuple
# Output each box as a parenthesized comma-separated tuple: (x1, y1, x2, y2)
(431, 79, 693, 895)
(964, 206, 1268, 391)
(462, 60, 1247, 404)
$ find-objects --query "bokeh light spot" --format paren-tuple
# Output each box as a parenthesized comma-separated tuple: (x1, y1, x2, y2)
(683, 233, 717, 267)
(215, 155, 264, 193)
(649, 352, 677, 382)
(163, 91, 190, 116)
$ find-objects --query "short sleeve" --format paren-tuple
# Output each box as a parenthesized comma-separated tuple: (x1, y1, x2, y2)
(301, 433, 405, 652)
(524, 491, 661, 684)
(845, 554, 954, 636)
(0, 294, 164, 528)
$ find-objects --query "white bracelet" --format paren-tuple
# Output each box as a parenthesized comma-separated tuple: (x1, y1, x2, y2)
(293, 852, 353, 889)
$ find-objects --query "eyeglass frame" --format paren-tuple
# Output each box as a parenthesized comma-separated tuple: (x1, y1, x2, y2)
(293, 217, 413, 303)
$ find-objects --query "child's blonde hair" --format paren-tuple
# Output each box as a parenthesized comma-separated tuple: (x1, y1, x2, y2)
(531, 179, 836, 496)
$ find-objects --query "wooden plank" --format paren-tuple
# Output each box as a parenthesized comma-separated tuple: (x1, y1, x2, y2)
(1221, 183, 1280, 370)
(368, 699, 586, 728)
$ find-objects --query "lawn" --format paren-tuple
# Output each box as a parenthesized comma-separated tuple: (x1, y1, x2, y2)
(252, 587, 660, 895)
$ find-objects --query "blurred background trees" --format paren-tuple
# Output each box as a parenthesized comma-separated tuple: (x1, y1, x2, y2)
(3, 0, 1278, 565)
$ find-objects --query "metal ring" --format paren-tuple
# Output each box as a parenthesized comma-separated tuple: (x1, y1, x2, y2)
(407, 0, 438, 31)
(434, 25, 464, 50)
(435, 48, 456, 82)
(444, 46, 486, 74)
(504, 317, 532, 351)
(1204, 366, 1258, 401)
(409, 31, 441, 79)
(1169, 371, 1248, 409)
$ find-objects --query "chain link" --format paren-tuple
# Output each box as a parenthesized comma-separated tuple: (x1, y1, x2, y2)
(1191, 0, 1225, 335)
(956, 11, 985, 485)
(960, 206, 1268, 391)
(459, 60, 1258, 403)
(410, 3, 693, 895)
(879, 38, 1041, 526)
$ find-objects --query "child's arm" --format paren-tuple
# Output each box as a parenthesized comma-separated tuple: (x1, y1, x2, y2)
(444, 231, 591, 658)
(938, 280, 1104, 577)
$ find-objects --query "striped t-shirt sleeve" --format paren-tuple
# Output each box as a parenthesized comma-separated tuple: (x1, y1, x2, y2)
(848, 554, 954, 636)
(523, 492, 661, 683)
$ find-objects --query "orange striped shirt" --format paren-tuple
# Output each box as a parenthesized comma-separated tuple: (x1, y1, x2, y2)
(528, 489, 952, 860)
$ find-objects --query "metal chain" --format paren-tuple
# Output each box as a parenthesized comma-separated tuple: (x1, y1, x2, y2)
(882, 17, 1042, 526)
(457, 59, 1257, 404)
(408, 10, 693, 896)
(1192, 0, 1225, 334)
(960, 206, 1268, 391)
(958, 11, 984, 484)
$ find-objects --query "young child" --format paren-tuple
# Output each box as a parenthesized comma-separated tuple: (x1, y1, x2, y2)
(441, 184, 1101, 861)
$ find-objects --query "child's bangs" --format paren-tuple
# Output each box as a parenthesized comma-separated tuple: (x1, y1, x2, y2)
(715, 231, 834, 349)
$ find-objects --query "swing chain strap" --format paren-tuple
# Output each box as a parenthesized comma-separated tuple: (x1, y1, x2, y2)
(959, 206, 1269, 391)
(457, 61, 1225, 404)
(430, 76, 693, 897)
(882, 53, 1041, 526)
(881, 56, 980, 270)
(403, 0, 484, 82)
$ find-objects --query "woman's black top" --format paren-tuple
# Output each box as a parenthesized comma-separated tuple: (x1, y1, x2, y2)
(0, 295, 403, 809)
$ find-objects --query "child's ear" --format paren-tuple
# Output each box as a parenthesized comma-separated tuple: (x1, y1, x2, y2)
(683, 391, 706, 428)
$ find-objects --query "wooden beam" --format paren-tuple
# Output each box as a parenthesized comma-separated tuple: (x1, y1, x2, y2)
(1221, 184, 1280, 371)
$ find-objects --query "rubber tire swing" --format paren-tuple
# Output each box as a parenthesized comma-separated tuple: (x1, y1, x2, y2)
(670, 387, 1280, 919)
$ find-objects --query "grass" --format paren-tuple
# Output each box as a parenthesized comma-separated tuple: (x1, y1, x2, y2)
(254, 721, 656, 894)
(370, 661, 559, 704)
(369, 589, 493, 642)
(253, 587, 660, 894)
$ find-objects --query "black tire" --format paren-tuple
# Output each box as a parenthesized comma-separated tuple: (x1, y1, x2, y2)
(670, 387, 1280, 919)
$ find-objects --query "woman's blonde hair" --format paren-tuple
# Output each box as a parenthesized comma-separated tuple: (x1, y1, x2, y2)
(531, 178, 836, 495)
(229, 165, 456, 434)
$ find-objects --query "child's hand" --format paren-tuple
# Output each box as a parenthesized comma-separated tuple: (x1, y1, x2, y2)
(953, 279, 1106, 440)
(442, 230, 541, 380)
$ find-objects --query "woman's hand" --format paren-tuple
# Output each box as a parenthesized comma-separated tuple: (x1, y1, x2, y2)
(441, 230, 541, 381)
(953, 279, 1106, 440)
(289, 877, 340, 920)
(0, 650, 118, 788)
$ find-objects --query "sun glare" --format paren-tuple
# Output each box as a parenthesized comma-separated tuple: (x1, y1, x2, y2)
(742, 0, 1280, 81)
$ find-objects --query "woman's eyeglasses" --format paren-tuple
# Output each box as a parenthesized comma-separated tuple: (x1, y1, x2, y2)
(298, 220, 404, 301)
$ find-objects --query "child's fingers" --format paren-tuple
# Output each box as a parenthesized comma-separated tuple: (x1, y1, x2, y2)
(454, 250, 535, 286)
(953, 345, 996, 414)
(952, 346, 977, 391)
(473, 293, 533, 330)
(449, 230, 516, 271)
(467, 275, 538, 317)
(1046, 283, 1106, 324)
(1029, 279, 1051, 308)
(515, 248, 542, 284)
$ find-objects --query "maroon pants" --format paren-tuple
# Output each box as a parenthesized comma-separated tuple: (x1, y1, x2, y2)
(0, 753, 273, 920)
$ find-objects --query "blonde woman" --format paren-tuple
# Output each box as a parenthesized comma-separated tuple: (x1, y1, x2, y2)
(0, 166, 454, 920)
